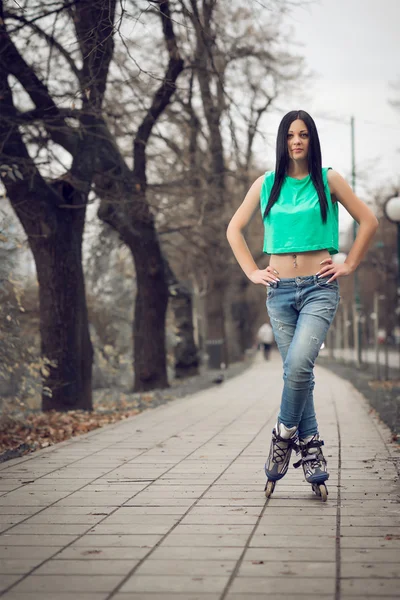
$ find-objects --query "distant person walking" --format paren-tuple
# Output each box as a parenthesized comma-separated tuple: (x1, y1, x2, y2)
(257, 322, 274, 360)
(227, 109, 378, 501)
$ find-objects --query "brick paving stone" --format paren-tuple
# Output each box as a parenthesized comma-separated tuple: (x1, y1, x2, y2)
(238, 560, 336, 577)
(33, 559, 138, 576)
(187, 506, 261, 515)
(243, 547, 337, 562)
(340, 597, 400, 600)
(99, 505, 187, 515)
(255, 525, 336, 536)
(228, 576, 336, 595)
(124, 499, 196, 507)
(341, 548, 400, 563)
(181, 515, 258, 525)
(250, 534, 337, 548)
(73, 534, 162, 547)
(114, 595, 220, 600)
(1, 594, 110, 600)
(53, 492, 137, 506)
(226, 596, 335, 600)
(258, 514, 336, 525)
(0, 356, 399, 600)
(340, 526, 400, 536)
(341, 562, 400, 578)
(0, 546, 61, 560)
(341, 517, 400, 526)
(0, 492, 68, 505)
(7, 523, 91, 536)
(159, 533, 249, 547)
(167, 524, 254, 535)
(87, 523, 175, 535)
(100, 513, 179, 525)
(341, 505, 399, 516)
(340, 537, 400, 549)
(0, 534, 77, 546)
(55, 546, 148, 560)
(341, 579, 400, 595)
(37, 506, 116, 515)
(151, 546, 243, 560)
(135, 559, 235, 576)
(9, 575, 123, 593)
(120, 574, 230, 593)
(25, 514, 106, 525)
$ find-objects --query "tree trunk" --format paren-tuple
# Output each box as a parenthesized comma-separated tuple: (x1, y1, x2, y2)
(99, 191, 170, 392)
(190, 0, 230, 368)
(30, 205, 93, 411)
(205, 279, 228, 370)
(131, 225, 169, 392)
(164, 261, 199, 378)
(170, 285, 199, 378)
(229, 279, 255, 360)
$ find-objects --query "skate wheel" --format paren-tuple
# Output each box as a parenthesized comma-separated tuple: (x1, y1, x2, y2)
(264, 480, 275, 498)
(319, 484, 328, 502)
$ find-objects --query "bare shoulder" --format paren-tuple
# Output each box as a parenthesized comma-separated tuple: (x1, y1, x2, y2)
(327, 169, 345, 191)
(327, 169, 378, 226)
(251, 174, 265, 192)
(242, 174, 265, 205)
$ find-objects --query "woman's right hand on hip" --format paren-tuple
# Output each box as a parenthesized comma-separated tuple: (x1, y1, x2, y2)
(249, 266, 280, 286)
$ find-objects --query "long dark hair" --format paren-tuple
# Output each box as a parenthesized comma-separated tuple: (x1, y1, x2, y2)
(263, 110, 328, 223)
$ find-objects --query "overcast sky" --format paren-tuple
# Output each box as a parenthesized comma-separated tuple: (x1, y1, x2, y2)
(255, 0, 400, 227)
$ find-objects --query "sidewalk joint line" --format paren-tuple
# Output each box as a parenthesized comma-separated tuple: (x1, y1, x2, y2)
(105, 401, 278, 599)
(0, 385, 265, 597)
(219, 476, 271, 600)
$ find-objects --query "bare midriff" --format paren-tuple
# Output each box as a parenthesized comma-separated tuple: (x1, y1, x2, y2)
(269, 249, 331, 278)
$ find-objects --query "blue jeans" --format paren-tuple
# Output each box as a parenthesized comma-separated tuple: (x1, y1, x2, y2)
(266, 275, 340, 438)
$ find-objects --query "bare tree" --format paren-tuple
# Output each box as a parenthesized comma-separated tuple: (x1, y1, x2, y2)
(96, 0, 185, 390)
(0, 0, 117, 410)
(148, 0, 305, 364)
(1, 0, 195, 393)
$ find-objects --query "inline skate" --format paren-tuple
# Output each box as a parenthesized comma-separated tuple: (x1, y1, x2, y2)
(264, 422, 299, 498)
(294, 433, 329, 502)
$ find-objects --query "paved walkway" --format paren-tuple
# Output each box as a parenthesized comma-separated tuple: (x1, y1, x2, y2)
(0, 354, 399, 600)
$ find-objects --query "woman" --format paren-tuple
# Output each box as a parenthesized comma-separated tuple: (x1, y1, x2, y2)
(226, 110, 378, 501)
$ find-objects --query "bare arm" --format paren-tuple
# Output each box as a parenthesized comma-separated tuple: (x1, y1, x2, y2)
(318, 170, 379, 281)
(226, 175, 279, 286)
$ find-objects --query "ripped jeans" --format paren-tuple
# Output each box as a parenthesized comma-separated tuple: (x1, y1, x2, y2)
(266, 275, 339, 438)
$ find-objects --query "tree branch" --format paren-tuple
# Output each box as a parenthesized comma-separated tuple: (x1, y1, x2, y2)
(0, 16, 78, 155)
(4, 11, 83, 84)
(133, 0, 184, 187)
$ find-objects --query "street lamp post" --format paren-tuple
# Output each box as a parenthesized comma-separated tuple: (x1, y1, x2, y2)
(350, 116, 362, 367)
(332, 253, 347, 356)
(383, 195, 400, 371)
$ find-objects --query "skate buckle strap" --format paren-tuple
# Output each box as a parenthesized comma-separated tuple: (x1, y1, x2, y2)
(293, 438, 324, 469)
(308, 439, 324, 450)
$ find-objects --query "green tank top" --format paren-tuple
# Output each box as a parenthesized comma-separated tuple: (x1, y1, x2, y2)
(260, 167, 339, 255)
